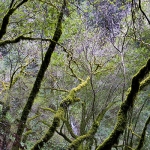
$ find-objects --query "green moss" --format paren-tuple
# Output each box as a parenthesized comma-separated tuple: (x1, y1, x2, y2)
(22, 130, 32, 143)
(55, 107, 65, 120)
(64, 119, 77, 139)
(96, 58, 150, 150)
(31, 107, 65, 150)
(115, 110, 127, 131)
(12, 3, 64, 149)
(27, 114, 40, 125)
(140, 75, 150, 90)
(31, 77, 90, 150)
(60, 77, 89, 109)
(68, 120, 99, 149)
(73, 77, 90, 92)
(68, 102, 115, 149)
(31, 116, 60, 150)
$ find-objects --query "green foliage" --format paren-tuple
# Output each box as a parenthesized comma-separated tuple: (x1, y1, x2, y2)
(0, 0, 150, 150)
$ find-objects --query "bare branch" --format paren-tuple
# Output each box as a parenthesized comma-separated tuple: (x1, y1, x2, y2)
(12, 0, 65, 149)
(139, 0, 150, 25)
(56, 130, 72, 143)
(0, 35, 51, 47)
(96, 57, 150, 150)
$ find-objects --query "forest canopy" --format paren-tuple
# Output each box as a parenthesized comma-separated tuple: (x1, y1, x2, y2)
(0, 0, 150, 150)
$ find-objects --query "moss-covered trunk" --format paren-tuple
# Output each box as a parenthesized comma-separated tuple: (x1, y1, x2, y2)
(11, 3, 64, 150)
(96, 58, 150, 150)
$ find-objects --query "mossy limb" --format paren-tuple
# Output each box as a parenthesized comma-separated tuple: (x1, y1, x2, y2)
(96, 58, 150, 150)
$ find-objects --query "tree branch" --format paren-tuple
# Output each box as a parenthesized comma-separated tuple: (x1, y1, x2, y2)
(56, 130, 72, 143)
(11, 1, 65, 149)
(139, 0, 150, 25)
(31, 77, 89, 150)
(9, 0, 15, 9)
(63, 119, 78, 139)
(0, 35, 52, 47)
(68, 102, 115, 149)
(135, 115, 150, 150)
(40, 107, 56, 114)
(139, 75, 150, 90)
(0, 0, 28, 39)
(96, 57, 150, 150)
(0, 35, 68, 53)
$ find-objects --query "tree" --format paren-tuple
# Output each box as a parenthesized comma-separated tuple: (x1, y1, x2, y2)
(0, 0, 150, 150)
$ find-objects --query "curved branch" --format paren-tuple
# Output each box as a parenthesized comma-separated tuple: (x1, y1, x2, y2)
(0, 35, 67, 52)
(56, 129, 72, 143)
(68, 102, 115, 149)
(0, 0, 28, 39)
(31, 77, 90, 150)
(139, 0, 150, 25)
(135, 115, 150, 150)
(64, 119, 78, 139)
(96, 58, 150, 150)
(0, 36, 52, 47)
(40, 107, 56, 114)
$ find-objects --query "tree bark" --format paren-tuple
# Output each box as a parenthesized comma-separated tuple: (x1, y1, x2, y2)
(31, 77, 89, 150)
(96, 58, 150, 150)
(11, 2, 65, 150)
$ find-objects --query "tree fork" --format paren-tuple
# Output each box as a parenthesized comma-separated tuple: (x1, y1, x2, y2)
(68, 102, 114, 150)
